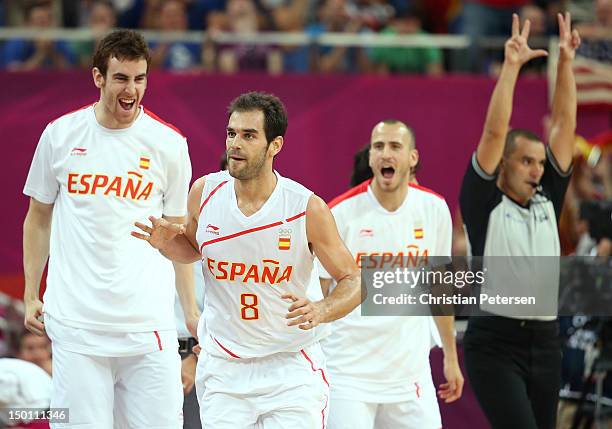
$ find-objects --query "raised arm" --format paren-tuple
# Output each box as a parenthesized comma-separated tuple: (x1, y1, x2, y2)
(549, 12, 581, 172)
(23, 198, 54, 335)
(132, 177, 205, 263)
(476, 14, 548, 175)
(284, 195, 362, 330)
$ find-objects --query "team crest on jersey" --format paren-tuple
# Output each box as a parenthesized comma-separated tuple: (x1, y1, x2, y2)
(206, 224, 220, 235)
(70, 147, 87, 156)
(413, 221, 424, 240)
(278, 228, 291, 250)
(139, 155, 150, 170)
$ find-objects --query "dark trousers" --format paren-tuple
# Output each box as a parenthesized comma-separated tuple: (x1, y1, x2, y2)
(464, 315, 562, 429)
(183, 385, 201, 429)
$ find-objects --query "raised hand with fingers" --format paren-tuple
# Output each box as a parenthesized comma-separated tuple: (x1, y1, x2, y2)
(504, 13, 548, 67)
(131, 216, 186, 250)
(558, 12, 581, 62)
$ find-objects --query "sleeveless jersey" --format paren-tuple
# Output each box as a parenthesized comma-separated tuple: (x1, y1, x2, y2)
(196, 171, 329, 358)
(319, 180, 452, 402)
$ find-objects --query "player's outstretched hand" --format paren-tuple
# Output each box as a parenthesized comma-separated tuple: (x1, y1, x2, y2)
(24, 298, 45, 336)
(131, 216, 185, 250)
(438, 356, 464, 403)
(283, 293, 324, 330)
(504, 13, 548, 67)
(558, 12, 581, 62)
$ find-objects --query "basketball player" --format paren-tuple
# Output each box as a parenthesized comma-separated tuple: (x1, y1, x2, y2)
(22, 30, 196, 428)
(319, 120, 464, 429)
(133, 92, 363, 428)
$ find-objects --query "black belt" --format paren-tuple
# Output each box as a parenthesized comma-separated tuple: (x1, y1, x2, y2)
(178, 337, 198, 355)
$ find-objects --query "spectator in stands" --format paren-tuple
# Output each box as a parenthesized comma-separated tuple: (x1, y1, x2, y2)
(369, 7, 444, 75)
(520, 3, 548, 36)
(209, 0, 283, 74)
(186, 0, 226, 30)
(150, 0, 202, 71)
(308, 0, 368, 73)
(16, 330, 52, 376)
(575, 0, 612, 38)
(72, 0, 117, 68)
(517, 3, 548, 74)
(2, 1, 76, 70)
(459, 0, 529, 73)
(256, 0, 312, 32)
(348, 0, 395, 31)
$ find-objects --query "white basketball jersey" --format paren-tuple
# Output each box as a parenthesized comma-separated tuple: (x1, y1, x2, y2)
(196, 171, 328, 358)
(23, 104, 191, 334)
(319, 180, 452, 402)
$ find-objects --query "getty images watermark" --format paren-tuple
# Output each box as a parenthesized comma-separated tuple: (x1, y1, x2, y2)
(360, 256, 611, 317)
(371, 265, 535, 307)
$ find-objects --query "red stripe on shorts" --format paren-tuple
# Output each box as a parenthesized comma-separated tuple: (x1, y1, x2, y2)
(300, 349, 330, 386)
(300, 348, 330, 428)
(415, 382, 421, 398)
(154, 331, 162, 351)
(321, 395, 329, 429)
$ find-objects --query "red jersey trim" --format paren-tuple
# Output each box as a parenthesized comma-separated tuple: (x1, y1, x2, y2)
(49, 103, 94, 124)
(409, 183, 445, 201)
(285, 211, 306, 223)
(199, 211, 306, 250)
(143, 107, 186, 138)
(200, 181, 229, 214)
(212, 336, 241, 358)
(154, 331, 163, 351)
(328, 179, 371, 208)
(200, 220, 284, 251)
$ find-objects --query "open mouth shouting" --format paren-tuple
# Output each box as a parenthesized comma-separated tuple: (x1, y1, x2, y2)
(118, 98, 136, 111)
(380, 166, 395, 181)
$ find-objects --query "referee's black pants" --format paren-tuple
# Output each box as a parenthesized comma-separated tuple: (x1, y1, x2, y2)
(464, 315, 561, 429)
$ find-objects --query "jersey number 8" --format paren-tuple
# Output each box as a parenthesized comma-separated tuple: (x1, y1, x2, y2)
(240, 293, 259, 320)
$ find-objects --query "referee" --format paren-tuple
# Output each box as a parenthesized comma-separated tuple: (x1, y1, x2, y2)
(460, 13, 581, 429)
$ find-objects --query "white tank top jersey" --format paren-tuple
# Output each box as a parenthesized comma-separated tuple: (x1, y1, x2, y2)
(23, 104, 192, 333)
(318, 180, 452, 402)
(196, 171, 329, 358)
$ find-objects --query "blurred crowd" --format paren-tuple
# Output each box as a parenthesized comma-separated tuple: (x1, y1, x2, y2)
(0, 0, 609, 75)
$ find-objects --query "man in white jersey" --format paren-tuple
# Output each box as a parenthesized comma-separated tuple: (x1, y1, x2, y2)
(319, 120, 464, 429)
(133, 91, 363, 429)
(22, 30, 197, 428)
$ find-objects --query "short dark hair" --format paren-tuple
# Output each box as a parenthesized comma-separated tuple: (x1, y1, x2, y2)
(504, 128, 543, 157)
(377, 119, 416, 149)
(227, 92, 288, 143)
(92, 29, 151, 78)
(350, 145, 373, 186)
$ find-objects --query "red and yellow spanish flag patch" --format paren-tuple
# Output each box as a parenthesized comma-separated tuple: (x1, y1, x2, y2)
(139, 156, 150, 170)
(414, 228, 424, 239)
(278, 236, 291, 250)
